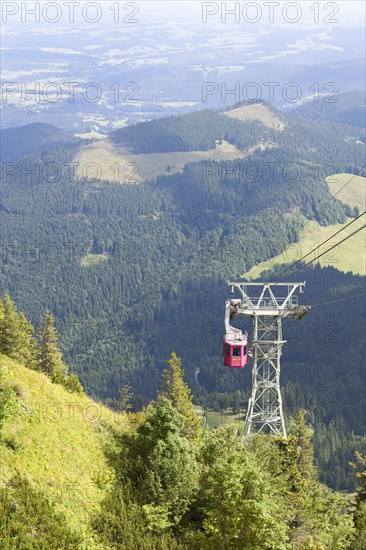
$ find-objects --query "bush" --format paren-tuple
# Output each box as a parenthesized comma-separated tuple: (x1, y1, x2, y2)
(51, 372, 84, 394)
(0, 385, 18, 432)
(0, 475, 82, 549)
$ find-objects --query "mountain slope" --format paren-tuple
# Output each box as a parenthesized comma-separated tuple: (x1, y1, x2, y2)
(223, 102, 285, 130)
(245, 173, 366, 279)
(289, 91, 366, 128)
(0, 103, 365, 489)
(111, 108, 272, 153)
(327, 173, 366, 210)
(0, 122, 78, 162)
(0, 353, 129, 547)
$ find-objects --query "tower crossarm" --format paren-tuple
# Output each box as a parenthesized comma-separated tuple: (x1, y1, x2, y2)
(228, 281, 311, 318)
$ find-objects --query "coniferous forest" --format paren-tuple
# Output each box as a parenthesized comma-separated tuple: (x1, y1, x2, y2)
(0, 97, 365, 548)
(1, 308, 366, 548)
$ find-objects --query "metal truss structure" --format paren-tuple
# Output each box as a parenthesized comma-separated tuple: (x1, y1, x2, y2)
(227, 282, 310, 437)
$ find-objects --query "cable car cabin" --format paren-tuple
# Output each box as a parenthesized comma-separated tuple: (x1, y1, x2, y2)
(223, 334, 248, 368)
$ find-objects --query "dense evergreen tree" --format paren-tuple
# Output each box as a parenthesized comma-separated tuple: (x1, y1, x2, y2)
(275, 411, 354, 549)
(120, 397, 199, 531)
(351, 452, 366, 548)
(291, 91, 366, 128)
(189, 425, 288, 549)
(0, 105, 364, 490)
(0, 293, 37, 368)
(1, 321, 360, 549)
(93, 483, 179, 549)
(0, 103, 365, 547)
(0, 296, 83, 394)
(118, 383, 133, 412)
(18, 313, 38, 370)
(292, 410, 317, 485)
(37, 312, 66, 376)
(159, 352, 201, 442)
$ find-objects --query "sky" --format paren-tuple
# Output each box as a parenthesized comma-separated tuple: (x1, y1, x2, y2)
(1, 0, 365, 31)
(144, 0, 365, 25)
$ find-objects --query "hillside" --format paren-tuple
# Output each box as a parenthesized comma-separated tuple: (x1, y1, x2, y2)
(223, 102, 285, 131)
(245, 217, 365, 279)
(0, 304, 364, 550)
(244, 173, 366, 279)
(0, 353, 129, 548)
(290, 91, 366, 128)
(111, 109, 273, 153)
(82, 102, 364, 185)
(2, 10, 366, 547)
(74, 138, 246, 183)
(0, 123, 78, 162)
(0, 104, 365, 490)
(0, 327, 363, 549)
(327, 172, 366, 210)
(77, 103, 285, 184)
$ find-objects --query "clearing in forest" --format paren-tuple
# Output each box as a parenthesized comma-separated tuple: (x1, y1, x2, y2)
(244, 173, 366, 279)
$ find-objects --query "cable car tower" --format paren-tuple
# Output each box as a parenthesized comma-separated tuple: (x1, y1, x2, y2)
(226, 282, 310, 437)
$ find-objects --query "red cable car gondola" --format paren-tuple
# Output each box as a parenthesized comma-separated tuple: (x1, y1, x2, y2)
(223, 334, 248, 368)
(223, 299, 249, 368)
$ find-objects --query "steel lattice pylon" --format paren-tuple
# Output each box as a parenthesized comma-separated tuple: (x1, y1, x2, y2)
(227, 282, 310, 437)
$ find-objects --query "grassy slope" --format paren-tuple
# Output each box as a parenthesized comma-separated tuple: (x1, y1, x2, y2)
(0, 354, 129, 548)
(194, 405, 245, 436)
(244, 173, 366, 279)
(223, 103, 285, 131)
(327, 173, 366, 210)
(75, 103, 285, 184)
(74, 139, 246, 183)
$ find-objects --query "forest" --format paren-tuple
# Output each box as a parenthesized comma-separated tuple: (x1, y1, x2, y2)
(0, 311, 366, 549)
(0, 102, 365, 491)
(291, 91, 366, 128)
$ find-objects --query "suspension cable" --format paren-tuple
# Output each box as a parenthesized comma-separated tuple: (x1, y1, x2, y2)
(278, 222, 366, 280)
(271, 211, 366, 282)
(310, 290, 366, 308)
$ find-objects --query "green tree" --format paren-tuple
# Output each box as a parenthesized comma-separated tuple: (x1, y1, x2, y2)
(0, 292, 21, 358)
(276, 410, 354, 549)
(122, 397, 199, 531)
(277, 410, 317, 495)
(93, 482, 178, 549)
(160, 352, 201, 442)
(293, 410, 317, 483)
(18, 313, 38, 370)
(51, 371, 84, 394)
(0, 293, 37, 367)
(118, 383, 133, 413)
(351, 452, 366, 548)
(353, 452, 366, 507)
(0, 364, 18, 434)
(192, 425, 288, 549)
(37, 312, 66, 376)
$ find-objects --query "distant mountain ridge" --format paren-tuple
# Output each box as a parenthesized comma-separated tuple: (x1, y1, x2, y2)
(289, 91, 366, 128)
(111, 102, 281, 154)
